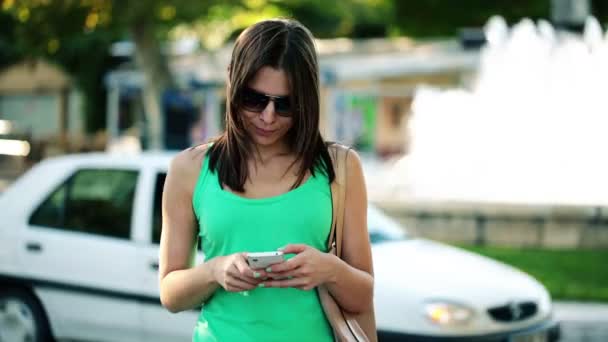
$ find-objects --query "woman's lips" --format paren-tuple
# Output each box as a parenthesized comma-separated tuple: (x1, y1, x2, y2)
(255, 127, 275, 137)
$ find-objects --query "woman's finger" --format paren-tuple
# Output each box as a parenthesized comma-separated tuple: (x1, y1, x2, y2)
(233, 257, 266, 283)
(279, 244, 309, 254)
(267, 256, 301, 273)
(225, 277, 258, 292)
(262, 277, 310, 289)
(270, 265, 307, 279)
(228, 267, 261, 286)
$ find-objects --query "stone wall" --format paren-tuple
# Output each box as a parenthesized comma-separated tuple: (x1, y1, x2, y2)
(373, 200, 608, 248)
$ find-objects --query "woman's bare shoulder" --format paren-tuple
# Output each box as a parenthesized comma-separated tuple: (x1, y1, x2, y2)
(327, 143, 357, 163)
(345, 148, 362, 168)
(168, 144, 212, 187)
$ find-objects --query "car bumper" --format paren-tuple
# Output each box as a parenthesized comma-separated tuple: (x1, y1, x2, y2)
(378, 319, 560, 342)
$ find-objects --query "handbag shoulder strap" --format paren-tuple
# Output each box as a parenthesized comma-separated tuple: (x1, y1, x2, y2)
(329, 143, 350, 258)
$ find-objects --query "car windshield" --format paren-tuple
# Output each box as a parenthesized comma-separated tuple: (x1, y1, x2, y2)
(367, 205, 409, 244)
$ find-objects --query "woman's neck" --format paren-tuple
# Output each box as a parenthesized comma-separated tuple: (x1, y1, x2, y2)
(252, 142, 291, 164)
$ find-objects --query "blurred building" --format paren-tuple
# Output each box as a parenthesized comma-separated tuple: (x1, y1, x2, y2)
(317, 38, 478, 157)
(0, 60, 86, 154)
(0, 60, 85, 181)
(104, 47, 226, 152)
(105, 37, 479, 156)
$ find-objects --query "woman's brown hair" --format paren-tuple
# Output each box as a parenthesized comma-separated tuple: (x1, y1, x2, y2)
(206, 18, 335, 192)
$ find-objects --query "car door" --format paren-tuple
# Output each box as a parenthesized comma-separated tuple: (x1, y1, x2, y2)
(136, 169, 201, 342)
(19, 167, 143, 342)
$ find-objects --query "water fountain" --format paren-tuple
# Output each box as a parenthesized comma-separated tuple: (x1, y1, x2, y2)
(387, 15, 608, 206)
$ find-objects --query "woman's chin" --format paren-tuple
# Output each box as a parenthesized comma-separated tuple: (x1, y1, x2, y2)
(253, 137, 279, 147)
(250, 134, 288, 149)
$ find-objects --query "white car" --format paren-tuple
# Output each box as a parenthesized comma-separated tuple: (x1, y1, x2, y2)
(0, 152, 560, 342)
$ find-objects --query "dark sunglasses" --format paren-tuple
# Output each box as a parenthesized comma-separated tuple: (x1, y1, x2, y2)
(241, 87, 292, 116)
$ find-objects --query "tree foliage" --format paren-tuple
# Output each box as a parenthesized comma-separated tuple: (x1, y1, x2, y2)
(1, 1, 119, 132)
(1, 0, 239, 134)
(2, 0, 606, 137)
(276, 0, 394, 38)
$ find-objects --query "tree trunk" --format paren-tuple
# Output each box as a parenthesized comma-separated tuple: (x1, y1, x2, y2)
(130, 17, 174, 150)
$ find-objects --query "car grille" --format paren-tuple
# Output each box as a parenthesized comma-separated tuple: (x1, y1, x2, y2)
(487, 301, 537, 322)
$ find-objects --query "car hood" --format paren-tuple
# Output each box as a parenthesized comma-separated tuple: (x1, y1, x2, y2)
(371, 238, 550, 308)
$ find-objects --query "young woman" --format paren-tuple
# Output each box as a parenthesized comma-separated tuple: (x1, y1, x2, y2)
(159, 18, 374, 341)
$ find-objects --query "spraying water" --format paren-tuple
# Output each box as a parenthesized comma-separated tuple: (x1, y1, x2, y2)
(389, 16, 608, 206)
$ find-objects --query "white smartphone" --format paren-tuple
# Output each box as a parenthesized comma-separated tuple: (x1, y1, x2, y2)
(246, 251, 285, 269)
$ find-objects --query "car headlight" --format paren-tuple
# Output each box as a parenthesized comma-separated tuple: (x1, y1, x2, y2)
(424, 301, 475, 326)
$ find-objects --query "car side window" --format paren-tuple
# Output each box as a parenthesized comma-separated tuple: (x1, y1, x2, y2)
(29, 169, 139, 240)
(152, 173, 166, 244)
(151, 172, 201, 251)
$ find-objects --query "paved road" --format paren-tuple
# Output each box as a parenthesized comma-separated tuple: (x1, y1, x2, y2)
(553, 301, 608, 342)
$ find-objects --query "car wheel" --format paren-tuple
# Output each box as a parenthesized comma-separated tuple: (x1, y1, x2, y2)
(0, 288, 53, 342)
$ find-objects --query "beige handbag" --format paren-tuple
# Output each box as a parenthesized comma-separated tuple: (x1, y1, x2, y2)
(318, 144, 378, 342)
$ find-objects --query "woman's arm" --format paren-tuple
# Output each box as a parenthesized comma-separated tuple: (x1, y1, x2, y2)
(158, 148, 219, 313)
(262, 149, 374, 314)
(321, 149, 374, 313)
(159, 147, 267, 313)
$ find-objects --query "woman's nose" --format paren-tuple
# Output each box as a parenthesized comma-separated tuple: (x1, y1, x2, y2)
(260, 100, 276, 124)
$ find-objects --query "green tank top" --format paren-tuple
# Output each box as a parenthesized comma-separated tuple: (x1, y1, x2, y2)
(191, 151, 334, 342)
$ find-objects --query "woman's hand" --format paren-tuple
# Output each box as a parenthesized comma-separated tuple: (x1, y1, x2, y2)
(261, 244, 339, 291)
(212, 253, 267, 292)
